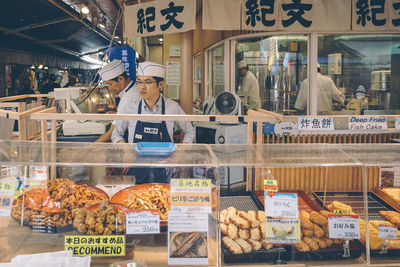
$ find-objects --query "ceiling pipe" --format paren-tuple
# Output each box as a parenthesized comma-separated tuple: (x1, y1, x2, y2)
(4, 17, 74, 35)
(46, 0, 118, 45)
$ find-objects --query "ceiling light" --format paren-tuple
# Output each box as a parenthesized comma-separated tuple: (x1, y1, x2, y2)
(158, 38, 163, 42)
(44, 66, 48, 70)
(30, 65, 35, 69)
(99, 16, 106, 29)
(114, 36, 119, 39)
(80, 2, 89, 15)
(38, 65, 43, 69)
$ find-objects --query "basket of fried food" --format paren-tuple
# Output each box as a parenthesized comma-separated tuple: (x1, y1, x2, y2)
(11, 178, 109, 233)
(111, 183, 170, 223)
(72, 200, 130, 235)
(220, 206, 290, 263)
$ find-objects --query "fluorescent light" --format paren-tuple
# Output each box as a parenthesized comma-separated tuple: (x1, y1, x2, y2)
(44, 66, 48, 70)
(30, 65, 35, 69)
(158, 38, 163, 42)
(81, 55, 103, 67)
(38, 64, 43, 69)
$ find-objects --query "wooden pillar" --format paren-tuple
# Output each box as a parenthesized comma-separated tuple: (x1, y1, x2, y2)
(180, 31, 193, 114)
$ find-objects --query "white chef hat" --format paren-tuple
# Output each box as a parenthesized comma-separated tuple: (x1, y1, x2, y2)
(99, 60, 125, 81)
(137, 61, 165, 78)
(237, 60, 247, 69)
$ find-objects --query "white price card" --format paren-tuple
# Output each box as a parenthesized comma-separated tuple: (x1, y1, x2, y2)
(328, 215, 360, 239)
(126, 209, 160, 234)
(265, 218, 301, 244)
(378, 225, 398, 240)
(265, 193, 298, 218)
(348, 116, 387, 131)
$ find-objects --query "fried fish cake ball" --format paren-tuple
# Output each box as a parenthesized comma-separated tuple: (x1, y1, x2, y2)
(310, 211, 328, 226)
(313, 223, 325, 238)
(304, 237, 319, 251)
(293, 241, 311, 252)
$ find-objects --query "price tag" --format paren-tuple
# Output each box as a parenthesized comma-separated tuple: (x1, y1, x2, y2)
(328, 215, 360, 239)
(126, 209, 160, 234)
(265, 218, 301, 244)
(265, 193, 298, 218)
(378, 225, 398, 240)
(264, 179, 278, 193)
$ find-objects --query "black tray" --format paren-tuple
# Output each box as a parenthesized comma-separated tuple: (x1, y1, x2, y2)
(220, 191, 291, 263)
(313, 191, 400, 257)
(292, 241, 362, 260)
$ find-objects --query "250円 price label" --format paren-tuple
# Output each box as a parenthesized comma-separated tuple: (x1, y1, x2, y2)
(328, 215, 360, 239)
(126, 209, 160, 234)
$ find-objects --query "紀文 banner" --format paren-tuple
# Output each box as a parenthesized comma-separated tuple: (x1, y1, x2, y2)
(124, 0, 195, 37)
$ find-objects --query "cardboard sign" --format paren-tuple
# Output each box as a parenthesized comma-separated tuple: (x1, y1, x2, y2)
(65, 235, 125, 257)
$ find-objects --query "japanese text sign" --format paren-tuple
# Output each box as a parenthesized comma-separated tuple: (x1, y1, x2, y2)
(265, 193, 298, 218)
(264, 179, 278, 193)
(170, 179, 212, 212)
(65, 235, 125, 256)
(265, 218, 301, 244)
(298, 117, 335, 131)
(348, 116, 387, 131)
(328, 215, 360, 239)
(124, 0, 195, 37)
(378, 225, 398, 239)
(126, 209, 160, 234)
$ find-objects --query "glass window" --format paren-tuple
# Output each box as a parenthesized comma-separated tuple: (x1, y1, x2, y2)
(235, 35, 307, 114)
(318, 34, 400, 115)
(211, 45, 225, 98)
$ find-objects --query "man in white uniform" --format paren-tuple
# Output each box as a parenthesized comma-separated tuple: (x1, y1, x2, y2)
(237, 60, 261, 111)
(294, 64, 345, 114)
(111, 61, 195, 144)
(96, 59, 139, 142)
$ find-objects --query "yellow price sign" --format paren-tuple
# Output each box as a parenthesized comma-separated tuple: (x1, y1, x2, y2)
(264, 179, 278, 192)
(333, 209, 353, 215)
(65, 235, 125, 256)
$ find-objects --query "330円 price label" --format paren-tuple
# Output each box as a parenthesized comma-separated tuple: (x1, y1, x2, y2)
(328, 215, 360, 239)
(265, 193, 298, 218)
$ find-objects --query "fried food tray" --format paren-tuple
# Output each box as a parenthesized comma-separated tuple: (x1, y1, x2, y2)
(255, 190, 363, 260)
(313, 190, 400, 257)
(220, 191, 291, 263)
(312, 191, 394, 220)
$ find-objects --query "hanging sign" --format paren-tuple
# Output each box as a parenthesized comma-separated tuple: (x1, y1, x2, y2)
(124, 0, 196, 37)
(348, 116, 387, 131)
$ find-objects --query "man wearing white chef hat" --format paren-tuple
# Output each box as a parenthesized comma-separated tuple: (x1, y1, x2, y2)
(96, 59, 139, 142)
(111, 61, 195, 183)
(237, 60, 261, 111)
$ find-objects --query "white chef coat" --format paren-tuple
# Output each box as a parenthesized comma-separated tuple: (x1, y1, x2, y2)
(294, 73, 345, 113)
(111, 96, 195, 143)
(237, 70, 261, 110)
(112, 82, 140, 125)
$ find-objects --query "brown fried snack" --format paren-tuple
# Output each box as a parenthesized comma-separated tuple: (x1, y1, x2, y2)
(222, 237, 242, 254)
(256, 210, 266, 223)
(250, 228, 261, 241)
(312, 237, 327, 249)
(261, 241, 273, 250)
(235, 238, 252, 253)
(313, 223, 325, 238)
(293, 241, 311, 252)
(302, 229, 313, 237)
(304, 237, 319, 251)
(220, 223, 228, 236)
(299, 210, 310, 220)
(310, 211, 328, 226)
(300, 217, 314, 230)
(238, 211, 259, 228)
(227, 223, 239, 239)
(322, 237, 333, 247)
(319, 210, 333, 218)
(229, 214, 250, 229)
(239, 229, 250, 240)
(379, 210, 400, 226)
(247, 239, 262, 250)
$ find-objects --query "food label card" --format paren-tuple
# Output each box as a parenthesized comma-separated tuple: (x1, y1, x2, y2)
(65, 235, 125, 256)
(265, 218, 301, 244)
(265, 193, 298, 218)
(170, 179, 212, 213)
(0, 181, 16, 217)
(328, 215, 360, 239)
(378, 225, 398, 240)
(126, 209, 160, 234)
(168, 211, 209, 265)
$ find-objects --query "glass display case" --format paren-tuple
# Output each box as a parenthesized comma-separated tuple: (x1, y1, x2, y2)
(2, 141, 400, 266)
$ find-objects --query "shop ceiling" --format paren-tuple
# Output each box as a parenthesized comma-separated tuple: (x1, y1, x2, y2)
(0, 0, 125, 68)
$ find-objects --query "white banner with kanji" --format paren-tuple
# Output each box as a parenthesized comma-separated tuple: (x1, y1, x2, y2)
(124, 0, 196, 38)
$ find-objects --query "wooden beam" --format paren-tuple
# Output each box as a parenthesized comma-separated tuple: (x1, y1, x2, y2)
(19, 106, 46, 119)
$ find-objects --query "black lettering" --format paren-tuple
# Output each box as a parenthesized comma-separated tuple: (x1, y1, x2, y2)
(73, 247, 79, 255)
(79, 246, 85, 255)
(105, 246, 110, 255)
(85, 246, 90, 255)
(98, 246, 105, 254)
(116, 246, 122, 254)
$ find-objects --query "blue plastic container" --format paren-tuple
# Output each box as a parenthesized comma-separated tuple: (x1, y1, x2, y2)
(135, 142, 175, 156)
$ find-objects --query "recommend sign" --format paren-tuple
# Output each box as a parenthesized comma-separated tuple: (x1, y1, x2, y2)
(65, 235, 125, 256)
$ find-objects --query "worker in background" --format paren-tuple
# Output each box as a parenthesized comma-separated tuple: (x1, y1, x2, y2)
(346, 85, 368, 115)
(111, 61, 195, 183)
(237, 60, 261, 112)
(95, 59, 139, 142)
(294, 63, 345, 114)
(40, 74, 61, 94)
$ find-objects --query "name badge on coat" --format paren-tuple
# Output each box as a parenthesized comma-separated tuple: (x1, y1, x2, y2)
(144, 127, 158, 135)
(135, 134, 142, 139)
